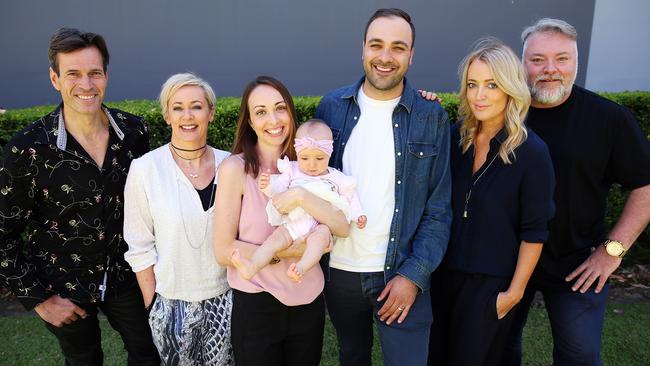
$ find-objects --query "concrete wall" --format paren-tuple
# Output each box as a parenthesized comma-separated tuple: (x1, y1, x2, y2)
(585, 0, 650, 91)
(1, 0, 595, 108)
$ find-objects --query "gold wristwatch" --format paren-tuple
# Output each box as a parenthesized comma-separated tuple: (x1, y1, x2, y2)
(603, 239, 627, 258)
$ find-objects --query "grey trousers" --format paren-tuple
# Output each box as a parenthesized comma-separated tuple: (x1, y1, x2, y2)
(149, 290, 234, 366)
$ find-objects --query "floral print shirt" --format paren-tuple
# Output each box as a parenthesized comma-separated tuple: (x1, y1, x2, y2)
(0, 104, 149, 310)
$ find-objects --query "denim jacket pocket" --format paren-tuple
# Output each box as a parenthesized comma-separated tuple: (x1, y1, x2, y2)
(407, 142, 438, 183)
(408, 142, 438, 158)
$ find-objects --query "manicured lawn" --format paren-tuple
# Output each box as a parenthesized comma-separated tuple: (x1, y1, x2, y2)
(0, 303, 647, 365)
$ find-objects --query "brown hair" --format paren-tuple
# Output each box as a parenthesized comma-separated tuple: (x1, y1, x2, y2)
(232, 76, 297, 177)
(48, 27, 110, 75)
(364, 8, 415, 47)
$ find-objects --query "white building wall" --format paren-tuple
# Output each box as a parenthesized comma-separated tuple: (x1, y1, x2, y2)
(585, 0, 650, 91)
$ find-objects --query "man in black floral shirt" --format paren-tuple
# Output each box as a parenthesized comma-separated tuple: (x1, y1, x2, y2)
(0, 28, 159, 365)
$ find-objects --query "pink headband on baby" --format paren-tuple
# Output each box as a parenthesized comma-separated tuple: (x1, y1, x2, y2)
(294, 137, 334, 156)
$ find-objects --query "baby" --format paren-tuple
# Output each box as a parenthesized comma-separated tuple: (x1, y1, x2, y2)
(231, 119, 366, 282)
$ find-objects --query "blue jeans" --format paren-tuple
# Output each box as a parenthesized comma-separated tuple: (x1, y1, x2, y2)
(504, 283, 608, 366)
(324, 268, 432, 366)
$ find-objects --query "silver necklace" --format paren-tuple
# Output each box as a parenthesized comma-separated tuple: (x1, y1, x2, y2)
(463, 152, 499, 218)
(178, 178, 216, 249)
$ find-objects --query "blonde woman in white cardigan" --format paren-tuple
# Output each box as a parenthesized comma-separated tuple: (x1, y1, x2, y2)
(124, 73, 232, 365)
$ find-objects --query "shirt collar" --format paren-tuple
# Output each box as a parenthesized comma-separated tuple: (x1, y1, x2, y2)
(341, 76, 415, 114)
(55, 104, 126, 150)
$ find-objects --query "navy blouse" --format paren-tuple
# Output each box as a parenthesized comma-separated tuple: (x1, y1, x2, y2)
(445, 124, 555, 277)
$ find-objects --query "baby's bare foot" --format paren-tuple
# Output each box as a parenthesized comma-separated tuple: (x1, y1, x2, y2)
(287, 263, 303, 283)
(231, 249, 257, 280)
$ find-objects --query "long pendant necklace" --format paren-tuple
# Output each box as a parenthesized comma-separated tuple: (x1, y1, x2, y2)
(463, 152, 499, 218)
(179, 177, 216, 249)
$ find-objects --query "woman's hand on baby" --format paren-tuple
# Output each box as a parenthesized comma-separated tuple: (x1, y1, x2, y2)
(258, 172, 270, 190)
(356, 215, 367, 229)
(271, 186, 305, 213)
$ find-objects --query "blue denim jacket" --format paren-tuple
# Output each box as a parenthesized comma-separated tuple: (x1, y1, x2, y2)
(315, 77, 452, 291)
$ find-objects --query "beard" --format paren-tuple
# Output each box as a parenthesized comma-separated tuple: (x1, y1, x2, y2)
(364, 61, 406, 92)
(529, 73, 575, 105)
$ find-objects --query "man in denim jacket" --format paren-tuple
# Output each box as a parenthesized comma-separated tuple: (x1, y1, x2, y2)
(314, 8, 451, 366)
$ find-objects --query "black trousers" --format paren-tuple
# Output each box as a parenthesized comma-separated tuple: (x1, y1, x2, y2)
(43, 280, 159, 366)
(429, 270, 517, 366)
(231, 289, 324, 366)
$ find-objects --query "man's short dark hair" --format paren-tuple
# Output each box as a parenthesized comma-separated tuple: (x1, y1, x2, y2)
(48, 27, 110, 75)
(363, 8, 415, 47)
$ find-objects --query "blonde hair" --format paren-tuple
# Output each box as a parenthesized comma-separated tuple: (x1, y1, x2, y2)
(458, 37, 531, 164)
(159, 72, 217, 119)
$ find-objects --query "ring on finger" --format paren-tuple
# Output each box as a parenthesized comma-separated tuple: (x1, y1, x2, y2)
(397, 306, 404, 311)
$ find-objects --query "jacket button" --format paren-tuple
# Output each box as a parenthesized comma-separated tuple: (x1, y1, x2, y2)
(395, 209, 399, 213)
(397, 180, 401, 184)
(354, 116, 358, 120)
(394, 123, 398, 128)
(419, 152, 423, 156)
(390, 237, 395, 242)
(397, 152, 401, 156)
(386, 266, 391, 270)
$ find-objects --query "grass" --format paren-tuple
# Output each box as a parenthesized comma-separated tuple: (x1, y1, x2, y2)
(0, 303, 647, 366)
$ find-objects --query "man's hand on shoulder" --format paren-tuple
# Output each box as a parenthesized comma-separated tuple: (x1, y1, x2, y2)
(34, 295, 87, 327)
(418, 89, 442, 103)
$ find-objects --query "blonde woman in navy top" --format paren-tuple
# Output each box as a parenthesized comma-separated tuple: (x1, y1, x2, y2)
(429, 38, 555, 366)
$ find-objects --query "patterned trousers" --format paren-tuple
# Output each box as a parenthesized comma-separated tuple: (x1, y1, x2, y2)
(148, 290, 234, 366)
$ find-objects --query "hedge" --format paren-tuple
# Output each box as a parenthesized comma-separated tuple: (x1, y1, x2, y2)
(1, 91, 649, 264)
(0, 96, 324, 152)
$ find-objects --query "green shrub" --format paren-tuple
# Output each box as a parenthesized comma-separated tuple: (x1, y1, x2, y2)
(1, 91, 648, 264)
(594, 91, 650, 264)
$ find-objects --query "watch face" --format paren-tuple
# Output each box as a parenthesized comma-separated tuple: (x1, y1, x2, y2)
(606, 242, 625, 256)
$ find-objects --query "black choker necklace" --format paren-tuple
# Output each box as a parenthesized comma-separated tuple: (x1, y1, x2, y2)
(170, 143, 208, 163)
(170, 143, 207, 152)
